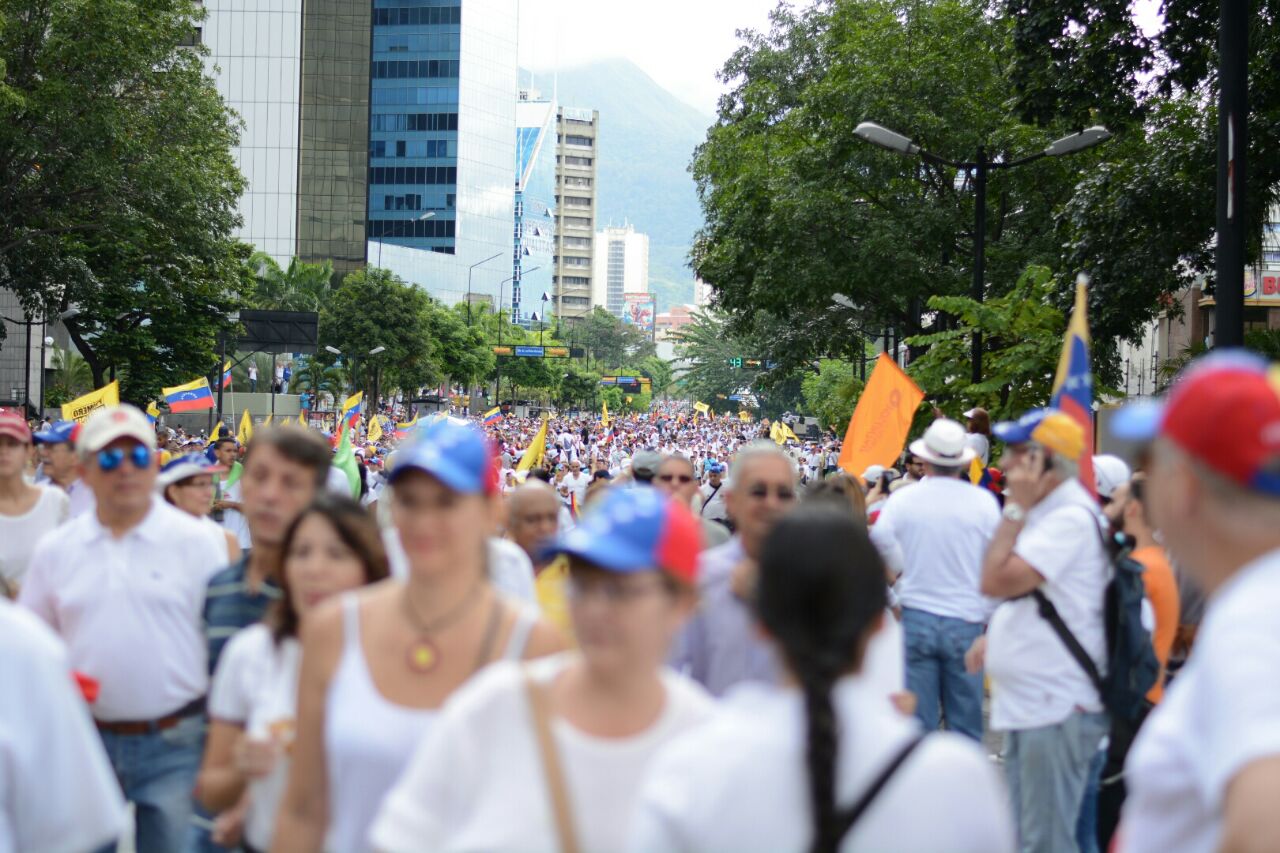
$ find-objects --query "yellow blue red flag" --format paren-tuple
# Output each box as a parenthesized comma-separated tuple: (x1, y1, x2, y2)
(1050, 274, 1097, 498)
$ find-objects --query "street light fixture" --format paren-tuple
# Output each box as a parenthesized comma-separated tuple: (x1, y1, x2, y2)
(467, 252, 504, 326)
(324, 345, 342, 356)
(852, 120, 1112, 382)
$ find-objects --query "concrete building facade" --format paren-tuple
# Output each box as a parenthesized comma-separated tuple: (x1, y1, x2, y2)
(552, 106, 599, 321)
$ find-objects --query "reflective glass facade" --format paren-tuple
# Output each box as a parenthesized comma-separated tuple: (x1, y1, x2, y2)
(513, 96, 557, 324)
(200, 0, 304, 263)
(375, 0, 517, 307)
(297, 0, 372, 274)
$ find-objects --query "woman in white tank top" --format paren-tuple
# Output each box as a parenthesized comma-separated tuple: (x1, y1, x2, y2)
(274, 421, 566, 852)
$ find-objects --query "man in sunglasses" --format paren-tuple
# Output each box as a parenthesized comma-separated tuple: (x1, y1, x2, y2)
(656, 454, 730, 550)
(19, 404, 227, 852)
(670, 441, 798, 696)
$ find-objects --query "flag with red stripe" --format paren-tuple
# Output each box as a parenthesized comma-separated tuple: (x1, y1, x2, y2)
(1050, 274, 1097, 499)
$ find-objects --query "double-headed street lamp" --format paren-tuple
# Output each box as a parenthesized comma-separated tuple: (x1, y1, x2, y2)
(325, 344, 386, 411)
(466, 252, 504, 326)
(852, 122, 1112, 383)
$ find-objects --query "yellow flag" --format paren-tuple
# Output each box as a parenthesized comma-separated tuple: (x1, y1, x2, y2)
(61, 381, 120, 423)
(694, 401, 710, 416)
(516, 414, 549, 472)
(738, 411, 752, 423)
(210, 421, 223, 441)
(969, 456, 985, 485)
(297, 410, 306, 427)
(783, 423, 799, 443)
(601, 400, 610, 429)
(145, 401, 161, 420)
(838, 354, 925, 477)
(770, 420, 786, 445)
(237, 409, 253, 445)
(263, 414, 273, 427)
(342, 391, 363, 417)
(367, 414, 383, 444)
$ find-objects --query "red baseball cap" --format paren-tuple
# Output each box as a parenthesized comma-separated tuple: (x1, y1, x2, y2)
(1112, 351, 1280, 495)
(0, 409, 32, 445)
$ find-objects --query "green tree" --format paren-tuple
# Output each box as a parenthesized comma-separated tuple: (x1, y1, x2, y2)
(555, 368, 601, 411)
(42, 346, 93, 407)
(249, 253, 335, 312)
(636, 355, 675, 399)
(1, 0, 250, 403)
(801, 360, 863, 433)
(573, 307, 652, 369)
(906, 266, 1067, 420)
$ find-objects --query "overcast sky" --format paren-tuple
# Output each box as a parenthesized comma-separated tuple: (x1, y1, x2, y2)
(517, 0, 780, 115)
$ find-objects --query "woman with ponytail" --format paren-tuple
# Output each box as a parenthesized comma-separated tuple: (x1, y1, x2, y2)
(629, 505, 1014, 853)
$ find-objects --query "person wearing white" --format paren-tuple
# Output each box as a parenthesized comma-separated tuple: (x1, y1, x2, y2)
(871, 418, 999, 742)
(1107, 354, 1280, 852)
(631, 504, 1014, 853)
(968, 411, 1109, 853)
(0, 599, 126, 853)
(0, 408, 69, 590)
(18, 405, 227, 853)
(561, 459, 590, 505)
(198, 496, 389, 852)
(372, 487, 712, 853)
(158, 454, 241, 565)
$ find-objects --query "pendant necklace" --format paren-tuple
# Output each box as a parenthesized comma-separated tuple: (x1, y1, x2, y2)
(402, 578, 486, 674)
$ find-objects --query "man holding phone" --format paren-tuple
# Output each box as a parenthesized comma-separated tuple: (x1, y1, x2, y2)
(966, 409, 1110, 852)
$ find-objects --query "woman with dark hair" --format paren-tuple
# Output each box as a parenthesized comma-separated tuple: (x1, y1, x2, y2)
(196, 495, 389, 853)
(964, 407, 993, 467)
(630, 506, 1013, 853)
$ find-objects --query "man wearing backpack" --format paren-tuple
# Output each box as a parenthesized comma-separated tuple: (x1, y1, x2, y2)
(965, 410, 1111, 852)
(1110, 353, 1280, 853)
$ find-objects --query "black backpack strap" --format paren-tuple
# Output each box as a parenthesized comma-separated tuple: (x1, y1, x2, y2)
(833, 734, 926, 842)
(1030, 590, 1105, 696)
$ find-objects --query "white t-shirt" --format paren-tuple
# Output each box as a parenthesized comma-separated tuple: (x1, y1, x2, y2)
(0, 599, 126, 853)
(871, 476, 1000, 623)
(562, 471, 590, 505)
(965, 432, 991, 466)
(208, 624, 301, 852)
(370, 654, 716, 853)
(1119, 550, 1280, 853)
(698, 481, 727, 521)
(0, 485, 68, 585)
(628, 675, 1014, 853)
(19, 499, 228, 720)
(985, 478, 1109, 730)
(65, 477, 95, 519)
(219, 476, 252, 550)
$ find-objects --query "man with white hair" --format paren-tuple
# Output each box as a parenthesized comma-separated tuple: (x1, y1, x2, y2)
(670, 441, 798, 696)
(871, 419, 1000, 742)
(1110, 353, 1280, 853)
(965, 409, 1110, 852)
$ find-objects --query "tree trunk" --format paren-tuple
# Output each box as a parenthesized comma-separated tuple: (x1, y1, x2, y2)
(65, 322, 106, 388)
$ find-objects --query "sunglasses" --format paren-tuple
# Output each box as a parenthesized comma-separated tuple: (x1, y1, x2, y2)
(97, 445, 153, 472)
(658, 473, 695, 484)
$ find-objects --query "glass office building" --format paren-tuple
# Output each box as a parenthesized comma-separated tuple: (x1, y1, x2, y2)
(513, 94, 557, 325)
(371, 0, 517, 307)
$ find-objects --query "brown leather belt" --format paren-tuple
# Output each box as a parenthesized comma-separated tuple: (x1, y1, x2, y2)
(95, 697, 206, 735)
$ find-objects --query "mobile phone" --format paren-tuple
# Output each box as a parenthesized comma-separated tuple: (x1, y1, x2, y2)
(880, 472, 892, 491)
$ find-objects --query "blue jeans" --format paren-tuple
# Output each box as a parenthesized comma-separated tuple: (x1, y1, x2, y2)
(1075, 743, 1107, 853)
(901, 607, 985, 742)
(96, 715, 203, 853)
(1004, 711, 1110, 853)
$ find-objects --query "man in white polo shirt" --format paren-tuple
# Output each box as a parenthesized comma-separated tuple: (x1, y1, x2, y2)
(1110, 353, 1280, 853)
(967, 409, 1109, 852)
(20, 404, 226, 852)
(871, 418, 999, 742)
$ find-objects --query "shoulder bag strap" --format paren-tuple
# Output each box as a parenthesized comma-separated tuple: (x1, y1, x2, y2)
(834, 734, 926, 842)
(700, 483, 721, 516)
(1028, 504, 1109, 695)
(524, 669, 582, 853)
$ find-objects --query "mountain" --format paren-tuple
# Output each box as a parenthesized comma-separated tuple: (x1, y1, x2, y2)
(523, 59, 715, 312)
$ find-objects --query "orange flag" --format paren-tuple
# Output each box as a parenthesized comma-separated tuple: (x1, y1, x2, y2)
(838, 354, 925, 477)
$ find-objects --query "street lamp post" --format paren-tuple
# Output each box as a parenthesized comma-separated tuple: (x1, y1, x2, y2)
(493, 268, 540, 404)
(853, 122, 1112, 383)
(466, 252, 504, 326)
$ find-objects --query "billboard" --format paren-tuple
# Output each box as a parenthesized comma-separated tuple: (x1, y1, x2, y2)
(622, 299, 656, 334)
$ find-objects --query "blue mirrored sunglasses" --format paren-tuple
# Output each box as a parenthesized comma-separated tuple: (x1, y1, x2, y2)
(97, 445, 153, 472)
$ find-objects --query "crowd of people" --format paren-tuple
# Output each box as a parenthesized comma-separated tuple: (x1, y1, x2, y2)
(1, 351, 1278, 853)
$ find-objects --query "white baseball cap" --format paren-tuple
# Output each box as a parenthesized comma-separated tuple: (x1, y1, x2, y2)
(1094, 454, 1132, 499)
(77, 405, 155, 455)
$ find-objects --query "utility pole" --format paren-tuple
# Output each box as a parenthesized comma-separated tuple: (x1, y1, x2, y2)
(1214, 0, 1248, 348)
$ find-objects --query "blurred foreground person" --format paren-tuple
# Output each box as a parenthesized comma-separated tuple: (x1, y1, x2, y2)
(274, 421, 563, 853)
(630, 506, 1014, 852)
(371, 488, 711, 852)
(1113, 353, 1280, 853)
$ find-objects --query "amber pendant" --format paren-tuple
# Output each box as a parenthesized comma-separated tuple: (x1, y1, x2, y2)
(407, 638, 440, 673)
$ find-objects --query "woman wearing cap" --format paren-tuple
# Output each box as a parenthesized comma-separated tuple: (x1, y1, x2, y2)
(369, 488, 713, 853)
(0, 410, 69, 596)
(630, 505, 1014, 853)
(158, 455, 241, 564)
(274, 420, 564, 853)
(197, 495, 388, 853)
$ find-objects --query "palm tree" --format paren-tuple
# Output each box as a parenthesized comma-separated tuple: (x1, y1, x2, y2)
(249, 253, 335, 312)
(288, 357, 349, 410)
(43, 347, 94, 406)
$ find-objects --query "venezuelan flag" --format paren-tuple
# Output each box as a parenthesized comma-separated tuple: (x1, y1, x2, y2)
(482, 406, 503, 425)
(1050, 274, 1097, 498)
(163, 377, 215, 413)
(221, 361, 232, 389)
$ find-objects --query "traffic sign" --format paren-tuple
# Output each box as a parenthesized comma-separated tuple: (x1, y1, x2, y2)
(515, 345, 544, 358)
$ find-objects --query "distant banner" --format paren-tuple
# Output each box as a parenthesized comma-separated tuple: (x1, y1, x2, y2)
(61, 381, 120, 423)
(621, 300, 656, 334)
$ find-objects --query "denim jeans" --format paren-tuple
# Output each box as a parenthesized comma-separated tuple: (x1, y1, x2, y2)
(901, 607, 985, 742)
(1004, 710, 1110, 853)
(1075, 744, 1107, 853)
(96, 714, 203, 853)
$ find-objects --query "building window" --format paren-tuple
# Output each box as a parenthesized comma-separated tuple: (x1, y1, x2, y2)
(369, 113, 459, 133)
(562, 236, 591, 248)
(368, 218, 457, 239)
(559, 215, 592, 228)
(562, 155, 592, 167)
(564, 135, 593, 147)
(561, 276, 591, 286)
(369, 166, 458, 185)
(564, 196, 591, 208)
(563, 176, 592, 187)
(372, 6, 462, 27)
(372, 60, 461, 80)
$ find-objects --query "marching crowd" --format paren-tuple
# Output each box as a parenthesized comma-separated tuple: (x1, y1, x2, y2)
(2, 350, 1279, 853)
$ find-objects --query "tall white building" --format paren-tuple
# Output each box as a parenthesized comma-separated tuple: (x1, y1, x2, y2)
(591, 224, 650, 315)
(199, 0, 305, 263)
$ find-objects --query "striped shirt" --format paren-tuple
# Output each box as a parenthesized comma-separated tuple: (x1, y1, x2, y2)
(202, 558, 281, 675)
